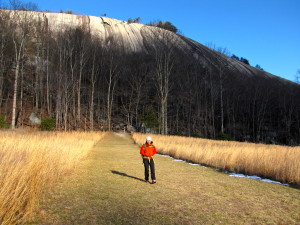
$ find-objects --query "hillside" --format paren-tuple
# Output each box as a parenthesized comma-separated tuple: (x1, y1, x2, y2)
(13, 10, 296, 85)
(1, 10, 300, 144)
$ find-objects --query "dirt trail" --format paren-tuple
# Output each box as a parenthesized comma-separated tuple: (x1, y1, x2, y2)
(32, 133, 300, 225)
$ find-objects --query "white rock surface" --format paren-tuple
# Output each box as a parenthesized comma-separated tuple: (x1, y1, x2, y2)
(4, 10, 297, 86)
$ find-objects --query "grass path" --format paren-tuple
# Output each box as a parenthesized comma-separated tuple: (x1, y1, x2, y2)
(31, 133, 300, 224)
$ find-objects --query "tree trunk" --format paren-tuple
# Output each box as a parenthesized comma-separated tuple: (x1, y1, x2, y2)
(11, 37, 25, 129)
(219, 70, 224, 134)
(89, 50, 96, 130)
(46, 42, 50, 115)
(11, 62, 19, 129)
(0, 33, 5, 109)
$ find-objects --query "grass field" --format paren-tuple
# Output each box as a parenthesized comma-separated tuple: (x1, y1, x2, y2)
(132, 133, 300, 186)
(0, 130, 106, 225)
(30, 133, 300, 225)
(1, 131, 299, 224)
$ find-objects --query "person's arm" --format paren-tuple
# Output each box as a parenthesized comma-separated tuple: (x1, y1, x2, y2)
(153, 145, 157, 155)
(140, 145, 146, 156)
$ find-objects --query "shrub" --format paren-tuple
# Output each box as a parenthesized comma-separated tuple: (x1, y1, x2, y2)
(192, 133, 205, 138)
(40, 118, 56, 131)
(148, 20, 178, 33)
(0, 114, 10, 129)
(141, 110, 160, 131)
(156, 21, 178, 33)
(216, 133, 233, 141)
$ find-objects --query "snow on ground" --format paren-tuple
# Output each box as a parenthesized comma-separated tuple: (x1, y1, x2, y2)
(227, 173, 289, 186)
(158, 153, 289, 186)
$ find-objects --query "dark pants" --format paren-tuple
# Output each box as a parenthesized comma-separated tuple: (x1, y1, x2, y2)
(143, 158, 156, 181)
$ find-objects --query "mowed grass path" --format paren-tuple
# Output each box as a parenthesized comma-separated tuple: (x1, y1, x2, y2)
(31, 133, 300, 224)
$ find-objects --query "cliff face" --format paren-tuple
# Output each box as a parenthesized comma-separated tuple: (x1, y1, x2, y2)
(8, 10, 295, 86)
(44, 13, 148, 52)
(3, 10, 300, 144)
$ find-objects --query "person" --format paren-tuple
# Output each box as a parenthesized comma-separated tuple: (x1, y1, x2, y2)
(140, 136, 157, 184)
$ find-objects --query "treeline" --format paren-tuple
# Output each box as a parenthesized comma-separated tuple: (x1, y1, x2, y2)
(231, 54, 263, 70)
(1, 10, 300, 145)
(206, 43, 263, 70)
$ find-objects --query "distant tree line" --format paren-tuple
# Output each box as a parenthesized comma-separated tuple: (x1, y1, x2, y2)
(127, 17, 141, 24)
(0, 9, 300, 145)
(206, 43, 264, 71)
(231, 54, 250, 65)
(59, 9, 73, 14)
(147, 20, 178, 33)
(296, 69, 300, 84)
(0, 0, 38, 10)
(231, 54, 263, 70)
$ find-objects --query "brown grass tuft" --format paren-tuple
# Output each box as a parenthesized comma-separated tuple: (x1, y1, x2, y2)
(132, 133, 300, 186)
(0, 130, 106, 225)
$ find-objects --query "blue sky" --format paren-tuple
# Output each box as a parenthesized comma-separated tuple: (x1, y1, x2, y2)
(7, 0, 300, 82)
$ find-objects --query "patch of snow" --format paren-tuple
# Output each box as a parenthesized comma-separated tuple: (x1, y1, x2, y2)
(157, 154, 173, 158)
(228, 173, 289, 186)
(157, 153, 289, 186)
(188, 163, 202, 166)
(173, 159, 185, 162)
(157, 153, 207, 167)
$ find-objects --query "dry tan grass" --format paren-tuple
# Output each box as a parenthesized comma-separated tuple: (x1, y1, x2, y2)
(32, 133, 300, 225)
(0, 130, 106, 225)
(132, 133, 300, 186)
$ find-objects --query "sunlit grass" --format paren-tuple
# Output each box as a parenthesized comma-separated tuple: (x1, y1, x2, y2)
(132, 133, 300, 186)
(0, 130, 106, 225)
(32, 133, 300, 225)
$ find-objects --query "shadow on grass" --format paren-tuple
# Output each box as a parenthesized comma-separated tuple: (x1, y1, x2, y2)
(111, 170, 145, 182)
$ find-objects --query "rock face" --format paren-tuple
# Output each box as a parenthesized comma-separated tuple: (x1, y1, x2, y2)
(9, 10, 296, 86)
(3, 10, 300, 143)
(43, 13, 148, 52)
(29, 112, 41, 125)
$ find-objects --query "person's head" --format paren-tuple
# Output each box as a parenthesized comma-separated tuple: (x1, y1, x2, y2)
(146, 136, 153, 144)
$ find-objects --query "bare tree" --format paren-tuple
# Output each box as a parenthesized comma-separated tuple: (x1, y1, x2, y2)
(9, 0, 38, 11)
(296, 69, 300, 84)
(121, 54, 150, 128)
(53, 28, 72, 130)
(143, 27, 180, 134)
(10, 10, 34, 128)
(0, 10, 12, 109)
(104, 46, 121, 131)
(205, 42, 231, 57)
(89, 37, 103, 130)
(72, 28, 91, 129)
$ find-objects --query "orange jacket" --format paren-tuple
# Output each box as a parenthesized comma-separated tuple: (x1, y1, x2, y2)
(140, 144, 157, 157)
